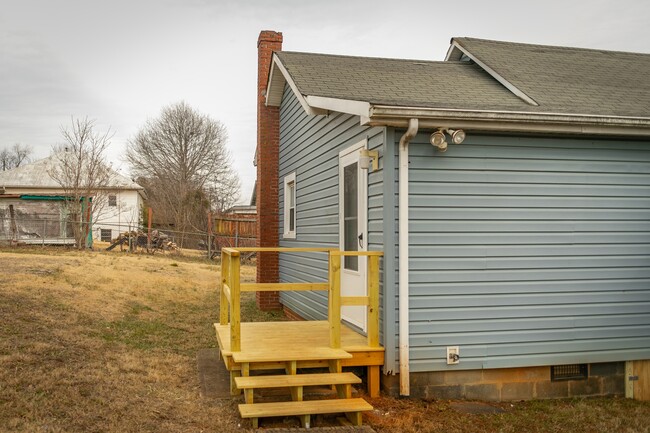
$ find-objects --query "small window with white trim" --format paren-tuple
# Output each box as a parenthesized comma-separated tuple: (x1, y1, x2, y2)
(283, 172, 296, 239)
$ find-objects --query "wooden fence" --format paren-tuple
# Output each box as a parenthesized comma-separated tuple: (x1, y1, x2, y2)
(213, 216, 257, 251)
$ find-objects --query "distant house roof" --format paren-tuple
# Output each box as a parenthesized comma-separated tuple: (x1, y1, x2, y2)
(0, 153, 144, 191)
(266, 37, 650, 135)
(227, 204, 256, 215)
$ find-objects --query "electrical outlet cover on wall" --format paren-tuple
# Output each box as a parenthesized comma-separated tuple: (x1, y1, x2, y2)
(447, 346, 460, 365)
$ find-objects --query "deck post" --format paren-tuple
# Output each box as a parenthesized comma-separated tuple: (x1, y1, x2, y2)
(242, 362, 252, 403)
(367, 255, 380, 348)
(345, 411, 363, 426)
(230, 251, 241, 352)
(328, 251, 341, 349)
(230, 370, 241, 396)
(368, 365, 380, 398)
(220, 250, 230, 325)
(368, 254, 381, 397)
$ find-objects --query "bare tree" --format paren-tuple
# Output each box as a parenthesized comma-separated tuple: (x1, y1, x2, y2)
(1, 143, 32, 171)
(49, 117, 114, 249)
(127, 101, 240, 246)
(0, 149, 10, 171)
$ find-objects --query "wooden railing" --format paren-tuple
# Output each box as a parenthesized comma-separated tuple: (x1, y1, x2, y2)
(220, 247, 382, 353)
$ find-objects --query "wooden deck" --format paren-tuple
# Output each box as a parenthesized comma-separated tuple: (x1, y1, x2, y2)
(214, 320, 384, 371)
(214, 320, 384, 401)
(216, 247, 384, 428)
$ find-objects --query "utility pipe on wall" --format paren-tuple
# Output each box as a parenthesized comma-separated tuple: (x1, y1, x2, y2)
(398, 118, 419, 395)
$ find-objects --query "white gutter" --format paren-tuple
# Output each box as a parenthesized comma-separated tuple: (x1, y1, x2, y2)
(398, 118, 418, 396)
(363, 106, 650, 137)
(369, 105, 650, 126)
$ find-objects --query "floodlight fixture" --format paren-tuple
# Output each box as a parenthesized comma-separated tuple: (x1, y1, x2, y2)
(447, 128, 466, 144)
(430, 130, 448, 152)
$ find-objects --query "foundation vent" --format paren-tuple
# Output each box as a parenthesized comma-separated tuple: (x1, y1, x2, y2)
(551, 364, 588, 381)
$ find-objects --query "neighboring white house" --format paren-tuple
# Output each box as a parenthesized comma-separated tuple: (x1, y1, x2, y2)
(0, 153, 145, 244)
(93, 185, 144, 242)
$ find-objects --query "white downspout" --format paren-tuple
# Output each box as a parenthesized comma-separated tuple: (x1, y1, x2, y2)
(398, 118, 418, 395)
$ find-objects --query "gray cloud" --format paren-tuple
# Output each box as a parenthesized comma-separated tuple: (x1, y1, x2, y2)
(1, 0, 648, 203)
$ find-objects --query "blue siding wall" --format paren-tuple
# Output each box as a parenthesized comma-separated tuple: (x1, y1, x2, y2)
(402, 132, 650, 373)
(277, 87, 386, 333)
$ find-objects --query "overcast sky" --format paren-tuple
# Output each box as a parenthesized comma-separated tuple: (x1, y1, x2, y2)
(2, 0, 649, 204)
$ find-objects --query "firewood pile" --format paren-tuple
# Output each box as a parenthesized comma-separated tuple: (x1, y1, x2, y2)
(105, 229, 178, 252)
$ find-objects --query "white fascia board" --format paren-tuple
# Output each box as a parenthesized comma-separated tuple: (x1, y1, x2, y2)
(449, 41, 540, 107)
(305, 96, 371, 118)
(266, 55, 327, 116)
(444, 42, 461, 61)
(367, 105, 650, 137)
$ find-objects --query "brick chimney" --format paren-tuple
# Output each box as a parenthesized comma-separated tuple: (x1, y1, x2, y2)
(256, 30, 283, 310)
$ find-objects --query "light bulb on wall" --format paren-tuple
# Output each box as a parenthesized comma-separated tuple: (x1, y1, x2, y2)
(447, 129, 466, 144)
(430, 130, 448, 152)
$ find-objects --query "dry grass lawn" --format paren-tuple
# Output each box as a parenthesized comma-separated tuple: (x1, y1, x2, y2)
(0, 247, 275, 433)
(1, 247, 649, 432)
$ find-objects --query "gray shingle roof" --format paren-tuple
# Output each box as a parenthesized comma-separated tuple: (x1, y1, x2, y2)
(274, 39, 650, 119)
(451, 37, 650, 118)
(276, 51, 531, 112)
(0, 153, 143, 190)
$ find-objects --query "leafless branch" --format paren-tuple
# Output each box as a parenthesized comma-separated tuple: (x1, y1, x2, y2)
(48, 117, 114, 249)
(1, 143, 32, 171)
(127, 102, 240, 246)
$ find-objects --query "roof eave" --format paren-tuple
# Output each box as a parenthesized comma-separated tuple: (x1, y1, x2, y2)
(266, 54, 327, 116)
(366, 105, 650, 137)
(305, 96, 371, 118)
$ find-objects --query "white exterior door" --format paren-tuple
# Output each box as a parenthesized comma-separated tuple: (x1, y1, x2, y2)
(339, 140, 368, 332)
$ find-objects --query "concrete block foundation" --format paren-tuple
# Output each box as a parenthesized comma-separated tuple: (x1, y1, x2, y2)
(382, 362, 626, 401)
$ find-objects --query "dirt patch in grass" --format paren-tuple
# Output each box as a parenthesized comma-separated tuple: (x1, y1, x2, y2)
(2, 247, 649, 433)
(365, 395, 650, 433)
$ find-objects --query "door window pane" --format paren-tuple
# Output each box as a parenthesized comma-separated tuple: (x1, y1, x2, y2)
(343, 162, 358, 270)
(288, 181, 295, 232)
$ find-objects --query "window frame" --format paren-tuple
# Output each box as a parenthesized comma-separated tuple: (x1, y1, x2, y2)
(100, 229, 112, 242)
(108, 194, 117, 207)
(283, 172, 297, 239)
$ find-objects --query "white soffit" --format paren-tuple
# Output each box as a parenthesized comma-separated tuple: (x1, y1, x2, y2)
(305, 96, 371, 118)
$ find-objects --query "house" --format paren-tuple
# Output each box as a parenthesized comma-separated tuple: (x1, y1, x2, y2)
(0, 153, 145, 245)
(254, 31, 650, 400)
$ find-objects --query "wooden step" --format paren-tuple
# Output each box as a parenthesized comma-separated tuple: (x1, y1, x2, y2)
(232, 347, 352, 363)
(239, 398, 372, 419)
(235, 372, 361, 390)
